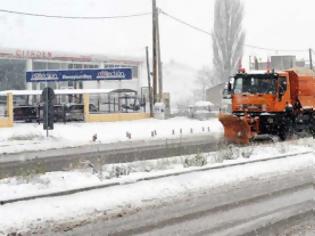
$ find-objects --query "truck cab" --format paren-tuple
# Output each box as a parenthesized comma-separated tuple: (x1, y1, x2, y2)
(230, 72, 291, 114)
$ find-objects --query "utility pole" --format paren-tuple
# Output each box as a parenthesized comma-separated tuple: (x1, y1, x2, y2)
(152, 0, 158, 104)
(156, 8, 163, 102)
(309, 48, 313, 70)
(145, 46, 153, 117)
(248, 56, 251, 70)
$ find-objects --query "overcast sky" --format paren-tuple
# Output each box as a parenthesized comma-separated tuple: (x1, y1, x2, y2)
(0, 0, 313, 69)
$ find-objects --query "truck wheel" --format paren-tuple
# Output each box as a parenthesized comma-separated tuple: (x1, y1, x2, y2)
(279, 126, 292, 141)
(279, 117, 294, 141)
(310, 126, 315, 139)
(278, 129, 287, 141)
(310, 116, 315, 138)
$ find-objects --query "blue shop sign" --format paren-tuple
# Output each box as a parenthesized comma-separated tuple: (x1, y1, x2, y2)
(26, 68, 132, 82)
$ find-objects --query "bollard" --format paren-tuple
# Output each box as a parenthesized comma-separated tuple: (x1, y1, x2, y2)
(190, 128, 193, 134)
(208, 127, 210, 132)
(172, 129, 175, 135)
(180, 128, 182, 134)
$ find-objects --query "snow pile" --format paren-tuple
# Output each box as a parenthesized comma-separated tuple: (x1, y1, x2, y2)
(0, 117, 223, 154)
(0, 138, 312, 201)
(194, 101, 214, 107)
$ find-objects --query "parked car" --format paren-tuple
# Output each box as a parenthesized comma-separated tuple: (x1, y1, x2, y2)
(65, 104, 97, 121)
(13, 105, 38, 122)
(37, 104, 67, 122)
(188, 101, 218, 120)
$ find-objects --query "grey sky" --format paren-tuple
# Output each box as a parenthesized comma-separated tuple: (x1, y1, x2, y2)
(0, 0, 313, 69)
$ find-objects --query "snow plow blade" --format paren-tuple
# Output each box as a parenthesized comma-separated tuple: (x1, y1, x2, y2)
(219, 113, 252, 145)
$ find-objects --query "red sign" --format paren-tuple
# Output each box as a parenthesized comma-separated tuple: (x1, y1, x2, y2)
(15, 49, 53, 59)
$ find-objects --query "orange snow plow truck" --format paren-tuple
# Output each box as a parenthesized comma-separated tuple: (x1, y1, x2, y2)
(219, 68, 315, 144)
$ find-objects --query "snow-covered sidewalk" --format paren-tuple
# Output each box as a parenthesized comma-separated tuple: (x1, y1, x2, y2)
(0, 117, 223, 154)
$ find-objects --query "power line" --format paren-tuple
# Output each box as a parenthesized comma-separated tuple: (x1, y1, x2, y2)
(160, 9, 307, 53)
(159, 9, 211, 36)
(0, 7, 310, 53)
(0, 8, 151, 20)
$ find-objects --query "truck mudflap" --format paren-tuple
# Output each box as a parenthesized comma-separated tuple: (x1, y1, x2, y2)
(219, 113, 258, 144)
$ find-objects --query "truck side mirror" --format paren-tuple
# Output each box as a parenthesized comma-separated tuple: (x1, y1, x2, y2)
(278, 93, 282, 101)
(278, 79, 287, 101)
(278, 85, 287, 101)
(227, 82, 232, 92)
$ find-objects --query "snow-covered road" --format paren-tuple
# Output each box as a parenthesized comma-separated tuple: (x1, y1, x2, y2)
(1, 147, 314, 235)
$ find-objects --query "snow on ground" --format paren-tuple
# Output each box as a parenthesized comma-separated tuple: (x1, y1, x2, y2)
(0, 138, 313, 202)
(0, 149, 313, 234)
(0, 117, 223, 154)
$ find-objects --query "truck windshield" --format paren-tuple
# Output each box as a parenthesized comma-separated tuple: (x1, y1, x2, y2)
(234, 76, 276, 94)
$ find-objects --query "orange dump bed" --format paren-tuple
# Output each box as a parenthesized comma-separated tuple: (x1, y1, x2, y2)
(288, 70, 315, 108)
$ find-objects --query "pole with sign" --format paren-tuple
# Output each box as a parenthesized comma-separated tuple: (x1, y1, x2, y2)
(41, 87, 55, 137)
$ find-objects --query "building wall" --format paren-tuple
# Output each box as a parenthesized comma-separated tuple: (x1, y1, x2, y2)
(249, 55, 306, 71)
(0, 59, 26, 91)
(0, 47, 145, 94)
(206, 83, 225, 108)
(271, 56, 296, 71)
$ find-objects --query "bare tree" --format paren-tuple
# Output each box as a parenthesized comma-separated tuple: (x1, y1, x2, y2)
(212, 0, 245, 84)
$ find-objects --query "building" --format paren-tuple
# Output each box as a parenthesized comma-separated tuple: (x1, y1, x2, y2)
(249, 55, 306, 71)
(0, 47, 153, 125)
(270, 55, 296, 71)
(0, 47, 146, 93)
(206, 82, 226, 108)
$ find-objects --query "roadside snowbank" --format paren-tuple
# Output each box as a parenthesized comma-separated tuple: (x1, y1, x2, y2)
(0, 117, 223, 154)
(0, 138, 312, 202)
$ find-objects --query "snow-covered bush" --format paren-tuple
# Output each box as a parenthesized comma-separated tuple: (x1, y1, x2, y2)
(103, 165, 131, 179)
(278, 143, 287, 154)
(183, 153, 207, 168)
(216, 144, 240, 161)
(240, 147, 253, 159)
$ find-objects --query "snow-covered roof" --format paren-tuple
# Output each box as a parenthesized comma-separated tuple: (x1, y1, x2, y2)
(154, 102, 165, 107)
(194, 101, 214, 107)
